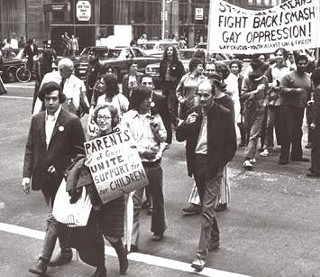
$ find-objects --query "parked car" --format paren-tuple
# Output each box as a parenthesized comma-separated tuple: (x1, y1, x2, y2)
(74, 46, 162, 81)
(73, 46, 110, 80)
(145, 49, 233, 77)
(194, 42, 207, 50)
(0, 48, 24, 82)
(137, 40, 180, 57)
(145, 48, 233, 88)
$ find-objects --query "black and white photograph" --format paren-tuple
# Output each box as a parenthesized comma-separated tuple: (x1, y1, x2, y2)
(0, 0, 320, 276)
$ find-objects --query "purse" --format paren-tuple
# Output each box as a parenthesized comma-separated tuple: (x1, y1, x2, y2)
(52, 178, 92, 227)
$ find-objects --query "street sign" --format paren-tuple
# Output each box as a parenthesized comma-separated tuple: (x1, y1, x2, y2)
(43, 3, 68, 12)
(76, 0, 91, 21)
(195, 8, 204, 20)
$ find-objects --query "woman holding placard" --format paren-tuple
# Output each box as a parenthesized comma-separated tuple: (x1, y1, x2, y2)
(90, 104, 128, 276)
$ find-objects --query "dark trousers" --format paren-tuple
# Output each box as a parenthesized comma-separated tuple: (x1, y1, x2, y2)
(311, 125, 320, 174)
(40, 185, 70, 261)
(162, 80, 178, 143)
(194, 155, 221, 260)
(132, 162, 166, 245)
(279, 105, 305, 162)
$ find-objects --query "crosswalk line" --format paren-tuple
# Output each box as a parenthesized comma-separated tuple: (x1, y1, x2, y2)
(0, 222, 250, 277)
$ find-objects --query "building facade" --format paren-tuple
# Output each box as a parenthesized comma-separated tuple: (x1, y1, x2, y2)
(0, 0, 283, 50)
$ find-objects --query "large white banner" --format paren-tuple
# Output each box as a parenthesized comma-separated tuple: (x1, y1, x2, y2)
(208, 0, 320, 54)
(84, 127, 149, 204)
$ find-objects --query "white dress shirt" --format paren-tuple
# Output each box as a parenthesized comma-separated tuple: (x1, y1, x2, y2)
(45, 105, 61, 148)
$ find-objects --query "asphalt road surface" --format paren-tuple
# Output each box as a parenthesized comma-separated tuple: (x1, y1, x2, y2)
(0, 82, 320, 277)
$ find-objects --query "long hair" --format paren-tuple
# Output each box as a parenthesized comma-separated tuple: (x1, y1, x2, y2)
(162, 45, 179, 62)
(129, 86, 152, 110)
(101, 73, 119, 98)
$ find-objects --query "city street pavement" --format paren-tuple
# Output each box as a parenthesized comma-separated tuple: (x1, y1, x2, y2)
(1, 82, 320, 277)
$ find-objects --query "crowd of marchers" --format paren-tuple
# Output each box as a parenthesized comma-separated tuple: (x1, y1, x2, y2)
(18, 43, 320, 276)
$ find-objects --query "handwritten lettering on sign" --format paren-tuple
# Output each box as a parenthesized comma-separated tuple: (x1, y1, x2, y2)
(84, 127, 149, 204)
(208, 0, 320, 54)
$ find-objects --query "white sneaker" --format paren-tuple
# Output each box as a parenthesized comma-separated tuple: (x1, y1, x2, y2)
(243, 160, 253, 169)
(250, 158, 256, 163)
(260, 149, 269, 157)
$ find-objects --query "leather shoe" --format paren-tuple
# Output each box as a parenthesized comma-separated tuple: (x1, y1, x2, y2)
(182, 204, 201, 215)
(151, 233, 164, 241)
(48, 250, 72, 266)
(214, 203, 227, 212)
(306, 171, 320, 177)
(29, 258, 48, 275)
(191, 257, 205, 271)
(279, 159, 288, 165)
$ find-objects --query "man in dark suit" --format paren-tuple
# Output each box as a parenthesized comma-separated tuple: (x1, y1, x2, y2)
(22, 82, 86, 275)
(23, 38, 38, 74)
(176, 79, 237, 271)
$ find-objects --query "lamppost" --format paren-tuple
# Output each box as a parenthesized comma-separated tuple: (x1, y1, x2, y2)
(161, 0, 172, 40)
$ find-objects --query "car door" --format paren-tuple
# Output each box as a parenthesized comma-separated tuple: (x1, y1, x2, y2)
(129, 47, 145, 72)
(131, 47, 160, 73)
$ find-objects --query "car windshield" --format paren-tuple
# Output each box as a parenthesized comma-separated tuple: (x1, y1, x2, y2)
(179, 51, 195, 60)
(139, 43, 156, 50)
(100, 49, 122, 59)
(80, 47, 108, 56)
(2, 49, 20, 59)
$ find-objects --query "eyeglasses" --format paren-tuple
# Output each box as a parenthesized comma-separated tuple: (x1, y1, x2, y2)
(44, 96, 59, 101)
(97, 115, 112, 120)
(206, 69, 215, 72)
(195, 91, 211, 98)
(142, 82, 153, 85)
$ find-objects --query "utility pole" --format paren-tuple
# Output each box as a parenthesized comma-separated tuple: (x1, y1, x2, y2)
(161, 0, 166, 39)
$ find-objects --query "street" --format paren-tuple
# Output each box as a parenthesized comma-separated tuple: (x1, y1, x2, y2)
(0, 81, 320, 277)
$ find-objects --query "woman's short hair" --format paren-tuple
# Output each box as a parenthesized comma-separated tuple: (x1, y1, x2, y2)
(229, 59, 243, 72)
(274, 47, 288, 60)
(215, 62, 230, 80)
(101, 73, 119, 97)
(129, 86, 152, 110)
(93, 104, 119, 128)
(38, 81, 66, 103)
(189, 58, 205, 72)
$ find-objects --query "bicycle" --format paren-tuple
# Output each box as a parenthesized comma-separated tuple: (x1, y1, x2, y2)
(16, 58, 32, 83)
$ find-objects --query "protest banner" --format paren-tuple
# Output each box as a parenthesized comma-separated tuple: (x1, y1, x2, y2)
(84, 126, 149, 204)
(207, 0, 320, 54)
